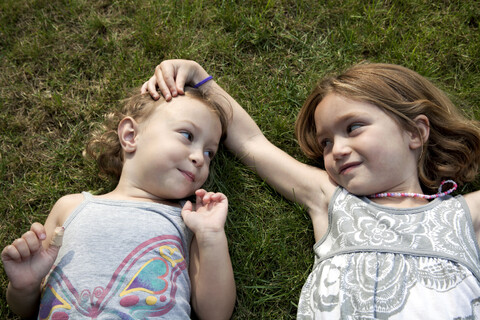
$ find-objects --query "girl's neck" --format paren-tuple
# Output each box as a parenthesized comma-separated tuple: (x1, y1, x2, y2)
(99, 186, 181, 207)
(369, 196, 430, 208)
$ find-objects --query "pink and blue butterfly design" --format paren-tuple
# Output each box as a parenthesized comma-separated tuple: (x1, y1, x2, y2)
(39, 235, 188, 319)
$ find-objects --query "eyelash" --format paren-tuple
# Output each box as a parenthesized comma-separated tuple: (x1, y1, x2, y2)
(347, 123, 362, 133)
(320, 139, 332, 149)
(180, 131, 193, 141)
(181, 131, 216, 160)
(204, 150, 215, 159)
(318, 123, 363, 150)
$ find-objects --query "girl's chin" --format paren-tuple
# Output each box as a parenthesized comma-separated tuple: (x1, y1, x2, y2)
(342, 183, 373, 197)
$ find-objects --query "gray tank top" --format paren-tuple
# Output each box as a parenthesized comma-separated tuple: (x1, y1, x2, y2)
(39, 192, 193, 319)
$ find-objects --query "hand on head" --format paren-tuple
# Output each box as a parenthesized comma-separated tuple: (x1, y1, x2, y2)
(141, 60, 209, 101)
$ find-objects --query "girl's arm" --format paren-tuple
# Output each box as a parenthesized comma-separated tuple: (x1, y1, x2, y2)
(142, 60, 336, 240)
(142, 60, 336, 213)
(1, 223, 56, 318)
(464, 190, 480, 245)
(1, 194, 81, 318)
(183, 189, 235, 320)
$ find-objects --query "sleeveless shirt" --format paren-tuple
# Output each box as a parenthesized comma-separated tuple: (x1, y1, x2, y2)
(297, 187, 480, 319)
(38, 192, 193, 319)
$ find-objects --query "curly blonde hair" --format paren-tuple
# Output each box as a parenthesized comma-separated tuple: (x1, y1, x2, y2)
(85, 87, 229, 181)
(295, 63, 480, 191)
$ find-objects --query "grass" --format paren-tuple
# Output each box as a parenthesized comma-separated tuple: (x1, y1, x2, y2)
(1, 0, 479, 318)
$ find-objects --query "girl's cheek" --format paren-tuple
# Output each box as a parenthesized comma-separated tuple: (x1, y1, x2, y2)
(198, 169, 209, 186)
(324, 158, 339, 180)
(323, 156, 333, 171)
(325, 168, 335, 179)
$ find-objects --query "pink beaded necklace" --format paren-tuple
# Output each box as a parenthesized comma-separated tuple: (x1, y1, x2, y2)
(368, 180, 457, 200)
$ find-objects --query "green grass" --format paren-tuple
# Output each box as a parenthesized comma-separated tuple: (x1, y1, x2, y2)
(1, 0, 479, 318)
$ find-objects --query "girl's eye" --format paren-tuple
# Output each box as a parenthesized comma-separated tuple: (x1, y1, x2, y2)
(204, 150, 215, 159)
(320, 138, 332, 149)
(180, 131, 193, 141)
(347, 123, 362, 133)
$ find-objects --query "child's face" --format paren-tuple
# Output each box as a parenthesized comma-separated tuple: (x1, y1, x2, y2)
(314, 93, 420, 196)
(132, 95, 222, 200)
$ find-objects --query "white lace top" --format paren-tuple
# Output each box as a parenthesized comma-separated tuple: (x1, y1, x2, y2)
(297, 187, 480, 319)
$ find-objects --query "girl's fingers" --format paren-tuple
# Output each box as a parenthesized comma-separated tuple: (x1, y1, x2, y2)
(21, 231, 41, 253)
(143, 76, 161, 100)
(195, 193, 203, 208)
(205, 192, 216, 203)
(181, 201, 193, 219)
(12, 238, 31, 260)
(183, 200, 193, 210)
(30, 222, 46, 241)
(153, 69, 172, 101)
(2, 223, 47, 262)
(210, 193, 223, 202)
(173, 70, 187, 95)
(206, 192, 225, 204)
(142, 61, 192, 101)
(199, 191, 214, 205)
(195, 189, 206, 195)
(1, 245, 21, 262)
(140, 80, 148, 94)
(157, 63, 179, 97)
(194, 189, 227, 205)
(195, 189, 207, 203)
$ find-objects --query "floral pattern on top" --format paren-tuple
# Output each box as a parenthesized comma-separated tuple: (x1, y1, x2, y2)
(297, 188, 480, 319)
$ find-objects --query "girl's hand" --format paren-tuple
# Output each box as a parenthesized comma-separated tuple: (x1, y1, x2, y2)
(185, 190, 235, 319)
(181, 189, 228, 240)
(1, 223, 63, 290)
(141, 59, 209, 101)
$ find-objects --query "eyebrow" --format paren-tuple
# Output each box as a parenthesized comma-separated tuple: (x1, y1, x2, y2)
(175, 118, 202, 133)
(315, 112, 361, 138)
(184, 119, 200, 130)
(182, 119, 220, 148)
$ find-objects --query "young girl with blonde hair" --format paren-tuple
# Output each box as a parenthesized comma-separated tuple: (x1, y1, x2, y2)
(143, 60, 480, 318)
(2, 87, 236, 319)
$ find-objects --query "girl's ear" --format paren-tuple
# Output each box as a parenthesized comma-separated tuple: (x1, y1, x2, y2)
(118, 117, 138, 153)
(409, 114, 430, 150)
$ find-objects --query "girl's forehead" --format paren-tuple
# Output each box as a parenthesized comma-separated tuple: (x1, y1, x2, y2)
(142, 95, 224, 141)
(158, 97, 221, 131)
(315, 94, 384, 116)
(316, 94, 360, 118)
(314, 94, 387, 130)
(151, 96, 215, 118)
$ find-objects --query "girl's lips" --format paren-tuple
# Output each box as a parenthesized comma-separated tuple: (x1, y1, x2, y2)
(179, 169, 195, 182)
(339, 162, 361, 175)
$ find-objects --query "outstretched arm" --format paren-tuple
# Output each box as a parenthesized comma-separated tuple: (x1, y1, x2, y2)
(141, 60, 335, 212)
(183, 189, 235, 320)
(1, 223, 64, 318)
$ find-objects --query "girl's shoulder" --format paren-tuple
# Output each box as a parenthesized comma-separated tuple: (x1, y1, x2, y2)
(42, 193, 86, 251)
(49, 193, 86, 227)
(463, 190, 480, 237)
(464, 190, 480, 216)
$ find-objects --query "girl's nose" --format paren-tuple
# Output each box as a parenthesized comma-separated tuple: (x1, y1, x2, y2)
(189, 149, 204, 167)
(331, 138, 351, 160)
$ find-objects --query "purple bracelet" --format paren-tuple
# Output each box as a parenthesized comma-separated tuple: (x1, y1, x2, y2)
(193, 75, 213, 88)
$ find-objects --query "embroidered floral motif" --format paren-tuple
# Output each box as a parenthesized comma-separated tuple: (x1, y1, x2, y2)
(297, 189, 480, 319)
